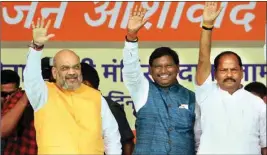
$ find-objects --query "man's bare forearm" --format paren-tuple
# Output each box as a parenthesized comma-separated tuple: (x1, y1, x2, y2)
(262, 147, 267, 155)
(1, 94, 28, 137)
(122, 141, 134, 155)
(196, 29, 212, 85)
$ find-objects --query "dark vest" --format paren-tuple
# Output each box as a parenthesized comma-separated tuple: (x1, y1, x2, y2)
(134, 82, 196, 155)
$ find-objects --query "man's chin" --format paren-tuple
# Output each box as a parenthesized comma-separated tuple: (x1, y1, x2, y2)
(66, 78, 78, 83)
(62, 83, 81, 90)
(221, 85, 240, 92)
(157, 82, 172, 88)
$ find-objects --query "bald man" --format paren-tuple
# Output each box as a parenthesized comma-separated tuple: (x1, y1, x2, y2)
(23, 18, 121, 155)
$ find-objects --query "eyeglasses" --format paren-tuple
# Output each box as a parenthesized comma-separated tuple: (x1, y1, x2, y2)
(1, 91, 16, 98)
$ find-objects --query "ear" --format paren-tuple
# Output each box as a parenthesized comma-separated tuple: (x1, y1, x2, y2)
(240, 67, 244, 79)
(149, 66, 152, 75)
(214, 69, 218, 81)
(263, 96, 267, 104)
(177, 64, 180, 73)
(52, 67, 57, 80)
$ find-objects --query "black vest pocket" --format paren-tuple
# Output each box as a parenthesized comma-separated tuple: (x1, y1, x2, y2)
(174, 108, 195, 132)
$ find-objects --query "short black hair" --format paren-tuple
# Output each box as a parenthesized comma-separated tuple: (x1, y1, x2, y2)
(214, 51, 242, 70)
(244, 82, 267, 99)
(81, 62, 99, 89)
(149, 47, 179, 66)
(1, 70, 20, 88)
(41, 57, 53, 82)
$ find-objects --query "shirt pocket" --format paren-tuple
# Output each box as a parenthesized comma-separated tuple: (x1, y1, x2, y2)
(174, 108, 195, 132)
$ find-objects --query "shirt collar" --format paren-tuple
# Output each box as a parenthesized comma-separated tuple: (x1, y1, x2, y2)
(217, 84, 244, 97)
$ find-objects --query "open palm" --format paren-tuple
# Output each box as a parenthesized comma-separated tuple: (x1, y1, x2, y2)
(203, 2, 222, 25)
(127, 5, 148, 34)
(32, 18, 55, 45)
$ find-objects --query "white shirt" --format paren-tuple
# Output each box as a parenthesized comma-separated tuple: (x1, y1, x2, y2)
(23, 48, 122, 155)
(122, 41, 149, 113)
(194, 74, 266, 154)
(122, 41, 201, 150)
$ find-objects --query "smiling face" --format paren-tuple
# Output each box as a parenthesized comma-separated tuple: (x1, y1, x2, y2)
(150, 55, 179, 87)
(52, 50, 82, 90)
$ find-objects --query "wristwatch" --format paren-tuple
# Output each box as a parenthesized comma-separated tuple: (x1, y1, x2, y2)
(28, 41, 44, 51)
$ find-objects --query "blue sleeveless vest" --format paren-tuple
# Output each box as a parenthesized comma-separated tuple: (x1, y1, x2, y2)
(134, 82, 196, 155)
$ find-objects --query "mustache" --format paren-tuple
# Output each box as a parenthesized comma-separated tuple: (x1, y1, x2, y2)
(223, 78, 236, 82)
(65, 74, 78, 79)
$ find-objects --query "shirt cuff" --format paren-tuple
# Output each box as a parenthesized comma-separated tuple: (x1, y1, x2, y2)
(124, 41, 138, 48)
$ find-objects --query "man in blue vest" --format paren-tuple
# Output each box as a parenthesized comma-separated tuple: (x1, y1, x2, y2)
(121, 5, 201, 155)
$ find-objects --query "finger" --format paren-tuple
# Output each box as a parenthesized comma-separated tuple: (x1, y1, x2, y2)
(138, 5, 142, 16)
(46, 34, 55, 40)
(36, 17, 40, 28)
(133, 5, 138, 16)
(45, 19, 51, 29)
(213, 2, 217, 8)
(204, 2, 208, 7)
(129, 8, 133, 18)
(204, 2, 208, 10)
(141, 18, 149, 26)
(31, 21, 35, 29)
(209, 2, 213, 6)
(130, 7, 135, 19)
(40, 17, 45, 28)
(141, 8, 147, 19)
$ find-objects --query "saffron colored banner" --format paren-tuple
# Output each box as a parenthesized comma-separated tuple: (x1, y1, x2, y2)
(1, 1, 266, 41)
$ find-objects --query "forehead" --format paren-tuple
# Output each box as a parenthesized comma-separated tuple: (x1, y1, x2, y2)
(1, 83, 17, 92)
(152, 55, 175, 64)
(218, 54, 240, 67)
(59, 62, 80, 67)
(56, 56, 80, 67)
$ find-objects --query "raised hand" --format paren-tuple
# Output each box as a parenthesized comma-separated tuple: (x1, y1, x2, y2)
(127, 5, 148, 41)
(202, 2, 222, 25)
(31, 17, 55, 46)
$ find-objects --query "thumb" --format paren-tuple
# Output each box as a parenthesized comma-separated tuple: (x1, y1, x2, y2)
(215, 7, 223, 18)
(141, 18, 149, 27)
(46, 34, 55, 40)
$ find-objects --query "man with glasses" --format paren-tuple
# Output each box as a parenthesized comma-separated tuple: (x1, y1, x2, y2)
(1, 70, 20, 105)
(0, 69, 20, 153)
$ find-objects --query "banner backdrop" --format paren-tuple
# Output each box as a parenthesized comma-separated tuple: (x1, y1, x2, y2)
(1, 1, 266, 41)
